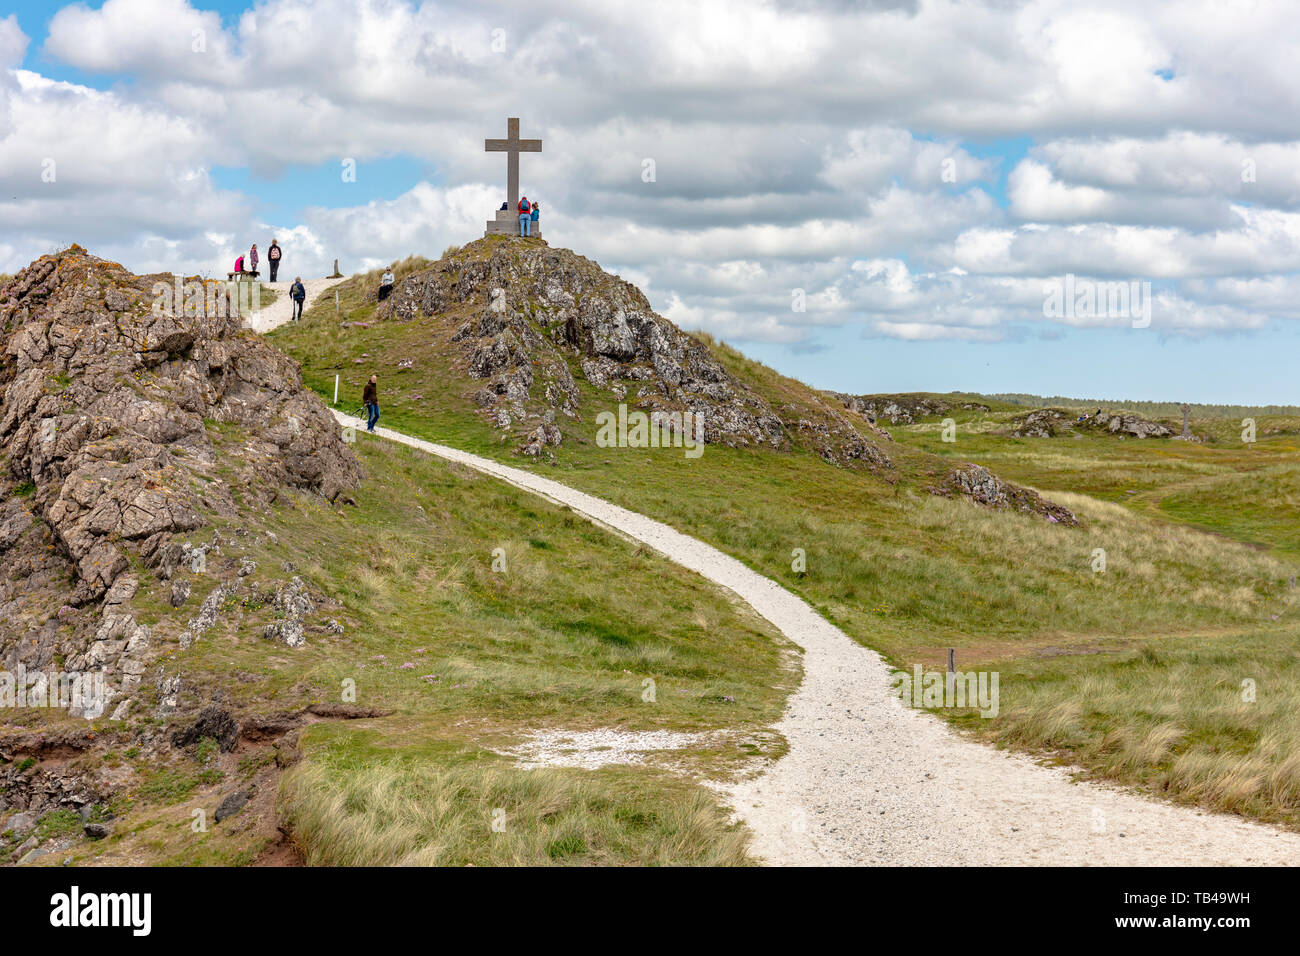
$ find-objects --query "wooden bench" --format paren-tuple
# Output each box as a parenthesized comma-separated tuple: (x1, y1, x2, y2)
(226, 270, 261, 281)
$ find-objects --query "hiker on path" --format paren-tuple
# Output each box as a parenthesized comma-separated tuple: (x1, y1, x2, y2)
(268, 239, 282, 282)
(518, 195, 532, 237)
(378, 267, 395, 302)
(249, 244, 259, 276)
(362, 375, 380, 432)
(530, 201, 540, 230)
(289, 277, 306, 320)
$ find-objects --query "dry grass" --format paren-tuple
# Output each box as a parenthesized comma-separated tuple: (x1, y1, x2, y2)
(280, 746, 753, 866)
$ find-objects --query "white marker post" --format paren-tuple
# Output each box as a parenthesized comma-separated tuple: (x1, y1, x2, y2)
(334, 374, 339, 405)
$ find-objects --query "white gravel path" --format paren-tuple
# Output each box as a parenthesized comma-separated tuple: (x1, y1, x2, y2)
(320, 411, 1300, 866)
(249, 287, 1298, 864)
(244, 278, 344, 333)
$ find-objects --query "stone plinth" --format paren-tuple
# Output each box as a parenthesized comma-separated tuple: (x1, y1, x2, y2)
(485, 209, 542, 239)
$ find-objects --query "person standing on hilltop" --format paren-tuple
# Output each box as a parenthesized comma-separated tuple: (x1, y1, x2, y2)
(518, 195, 531, 237)
(362, 375, 380, 432)
(249, 243, 259, 277)
(267, 239, 282, 282)
(289, 277, 305, 320)
(530, 201, 540, 232)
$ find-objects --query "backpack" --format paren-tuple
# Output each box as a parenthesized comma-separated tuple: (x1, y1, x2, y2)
(269, 245, 280, 261)
(519, 198, 530, 213)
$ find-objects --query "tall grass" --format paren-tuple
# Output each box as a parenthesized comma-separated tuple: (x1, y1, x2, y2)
(268, 259, 1300, 829)
(281, 751, 753, 866)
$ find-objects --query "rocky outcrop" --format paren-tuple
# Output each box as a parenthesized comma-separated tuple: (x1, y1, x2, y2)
(834, 393, 988, 426)
(1008, 408, 1071, 438)
(381, 238, 882, 468)
(0, 247, 361, 715)
(1006, 408, 1174, 439)
(940, 464, 1078, 525)
(1093, 412, 1174, 439)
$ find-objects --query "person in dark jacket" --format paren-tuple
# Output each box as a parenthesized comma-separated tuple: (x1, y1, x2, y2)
(289, 277, 306, 320)
(362, 375, 380, 432)
(267, 239, 282, 282)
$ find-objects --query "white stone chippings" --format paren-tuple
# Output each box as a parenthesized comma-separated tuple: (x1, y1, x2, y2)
(319, 407, 1300, 865)
(501, 729, 710, 770)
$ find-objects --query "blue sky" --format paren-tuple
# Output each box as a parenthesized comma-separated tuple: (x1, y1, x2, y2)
(3, 0, 1299, 405)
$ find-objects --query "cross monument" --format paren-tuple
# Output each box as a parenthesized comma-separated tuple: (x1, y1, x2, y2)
(484, 117, 543, 238)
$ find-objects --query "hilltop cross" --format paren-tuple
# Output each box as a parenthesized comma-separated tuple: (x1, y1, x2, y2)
(485, 117, 541, 213)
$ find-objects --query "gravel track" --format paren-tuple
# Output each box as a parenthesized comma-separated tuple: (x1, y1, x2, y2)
(244, 278, 344, 333)
(322, 411, 1300, 866)
(251, 293, 1300, 865)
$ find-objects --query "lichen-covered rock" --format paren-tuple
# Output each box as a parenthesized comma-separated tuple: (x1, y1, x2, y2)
(1005, 408, 1174, 440)
(382, 238, 883, 468)
(263, 576, 313, 648)
(939, 464, 1078, 526)
(0, 246, 361, 708)
(834, 393, 987, 425)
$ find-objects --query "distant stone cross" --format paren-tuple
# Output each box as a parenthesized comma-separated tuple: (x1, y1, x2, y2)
(1180, 403, 1191, 438)
(485, 117, 541, 212)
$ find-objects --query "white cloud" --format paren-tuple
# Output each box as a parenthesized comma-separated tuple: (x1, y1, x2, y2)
(1, 0, 1298, 349)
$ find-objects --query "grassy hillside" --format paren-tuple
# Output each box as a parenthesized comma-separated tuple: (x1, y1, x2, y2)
(980, 392, 1300, 419)
(890, 401, 1300, 556)
(8, 435, 791, 866)
(268, 247, 1300, 830)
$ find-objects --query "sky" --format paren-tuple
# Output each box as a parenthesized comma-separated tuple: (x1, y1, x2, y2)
(2, 0, 1299, 404)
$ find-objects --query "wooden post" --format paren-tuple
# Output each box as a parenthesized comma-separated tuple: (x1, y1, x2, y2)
(333, 374, 339, 405)
(946, 648, 956, 699)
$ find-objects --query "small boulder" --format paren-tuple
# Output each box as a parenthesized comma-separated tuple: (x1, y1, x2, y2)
(214, 790, 250, 822)
(83, 822, 112, 840)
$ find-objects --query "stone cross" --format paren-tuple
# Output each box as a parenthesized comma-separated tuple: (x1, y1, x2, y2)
(485, 117, 542, 212)
(1180, 403, 1191, 438)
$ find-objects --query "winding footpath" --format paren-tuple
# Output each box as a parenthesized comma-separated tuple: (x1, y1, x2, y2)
(252, 299, 1300, 865)
(245, 278, 344, 333)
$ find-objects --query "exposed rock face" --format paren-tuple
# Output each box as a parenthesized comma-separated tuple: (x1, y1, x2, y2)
(1007, 408, 1174, 439)
(1008, 408, 1071, 438)
(834, 393, 989, 426)
(1094, 412, 1174, 439)
(940, 464, 1078, 525)
(383, 239, 885, 468)
(0, 247, 361, 713)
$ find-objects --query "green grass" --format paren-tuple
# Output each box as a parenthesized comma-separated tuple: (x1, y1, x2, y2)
(265, 257, 1300, 830)
(46, 425, 791, 866)
(280, 727, 752, 866)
